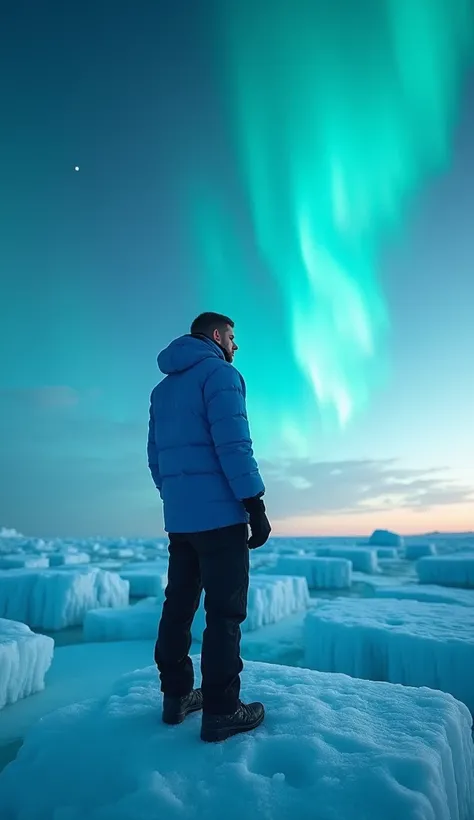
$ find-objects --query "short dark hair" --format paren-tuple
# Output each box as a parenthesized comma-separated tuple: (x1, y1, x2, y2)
(190, 312, 234, 337)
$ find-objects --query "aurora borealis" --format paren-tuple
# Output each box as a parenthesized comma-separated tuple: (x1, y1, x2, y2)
(191, 0, 473, 456)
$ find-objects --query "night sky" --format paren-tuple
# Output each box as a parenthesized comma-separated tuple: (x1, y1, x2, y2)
(1, 1, 473, 538)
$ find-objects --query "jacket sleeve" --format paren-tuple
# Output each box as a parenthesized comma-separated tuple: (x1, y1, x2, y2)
(203, 364, 265, 500)
(147, 392, 162, 495)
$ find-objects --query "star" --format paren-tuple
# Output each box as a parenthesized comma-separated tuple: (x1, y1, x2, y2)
(74, 166, 80, 172)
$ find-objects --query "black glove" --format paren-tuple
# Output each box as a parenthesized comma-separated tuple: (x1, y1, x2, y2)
(243, 496, 271, 549)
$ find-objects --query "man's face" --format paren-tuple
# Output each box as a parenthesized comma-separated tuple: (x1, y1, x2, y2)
(214, 324, 238, 361)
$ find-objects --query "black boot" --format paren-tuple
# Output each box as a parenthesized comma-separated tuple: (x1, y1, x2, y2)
(162, 688, 203, 725)
(201, 701, 265, 742)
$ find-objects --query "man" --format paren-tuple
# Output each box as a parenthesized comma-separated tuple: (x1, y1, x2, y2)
(147, 312, 271, 742)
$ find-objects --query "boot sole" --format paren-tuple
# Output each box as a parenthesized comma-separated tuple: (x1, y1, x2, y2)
(200, 711, 264, 743)
(162, 702, 203, 726)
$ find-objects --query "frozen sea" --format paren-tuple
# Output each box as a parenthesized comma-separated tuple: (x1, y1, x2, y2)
(0, 528, 473, 819)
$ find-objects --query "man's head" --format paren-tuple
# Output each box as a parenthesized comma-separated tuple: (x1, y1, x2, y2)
(190, 312, 238, 363)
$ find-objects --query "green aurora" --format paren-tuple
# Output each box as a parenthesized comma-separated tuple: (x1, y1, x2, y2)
(189, 0, 473, 458)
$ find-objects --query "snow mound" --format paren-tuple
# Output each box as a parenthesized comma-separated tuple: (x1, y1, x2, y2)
(0, 619, 54, 710)
(405, 543, 437, 560)
(83, 595, 164, 642)
(0, 660, 473, 820)
(192, 575, 309, 640)
(369, 529, 403, 548)
(0, 568, 129, 630)
(261, 555, 351, 589)
(417, 554, 474, 588)
(375, 584, 474, 608)
(315, 546, 378, 573)
(304, 597, 474, 713)
(0, 556, 49, 570)
(119, 561, 168, 597)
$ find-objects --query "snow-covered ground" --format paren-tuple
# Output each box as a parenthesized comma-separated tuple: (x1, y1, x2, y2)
(0, 527, 473, 816)
(0, 612, 312, 758)
(0, 659, 473, 820)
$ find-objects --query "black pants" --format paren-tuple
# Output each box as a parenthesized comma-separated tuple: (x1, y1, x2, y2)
(154, 523, 249, 715)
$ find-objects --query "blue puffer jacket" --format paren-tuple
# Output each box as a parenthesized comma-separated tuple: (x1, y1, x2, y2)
(147, 334, 265, 533)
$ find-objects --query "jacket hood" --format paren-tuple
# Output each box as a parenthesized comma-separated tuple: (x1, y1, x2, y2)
(157, 334, 224, 375)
